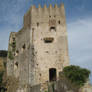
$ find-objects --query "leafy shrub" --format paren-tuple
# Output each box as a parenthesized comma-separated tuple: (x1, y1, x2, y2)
(63, 65, 91, 87)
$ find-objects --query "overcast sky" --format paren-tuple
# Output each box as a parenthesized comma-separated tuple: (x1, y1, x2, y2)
(0, 0, 92, 84)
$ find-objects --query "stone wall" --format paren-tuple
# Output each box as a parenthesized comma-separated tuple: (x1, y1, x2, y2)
(7, 3, 70, 91)
(15, 28, 30, 85)
(28, 3, 69, 85)
(7, 32, 16, 76)
(48, 80, 78, 92)
(29, 84, 41, 92)
(79, 82, 92, 92)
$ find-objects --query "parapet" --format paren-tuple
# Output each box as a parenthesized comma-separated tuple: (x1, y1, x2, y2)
(10, 32, 16, 37)
(23, 3, 65, 28)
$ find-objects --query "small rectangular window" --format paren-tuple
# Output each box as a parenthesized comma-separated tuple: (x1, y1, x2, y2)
(44, 37, 54, 43)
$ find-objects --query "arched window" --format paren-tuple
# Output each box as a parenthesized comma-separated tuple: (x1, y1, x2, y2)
(50, 27, 56, 31)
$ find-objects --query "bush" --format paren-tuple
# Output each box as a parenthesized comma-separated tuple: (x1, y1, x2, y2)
(63, 65, 91, 87)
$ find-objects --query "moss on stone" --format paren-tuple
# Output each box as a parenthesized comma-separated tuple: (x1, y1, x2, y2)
(8, 51, 14, 60)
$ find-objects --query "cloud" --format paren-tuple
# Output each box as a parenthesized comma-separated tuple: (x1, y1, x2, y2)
(67, 17, 92, 84)
(0, 0, 28, 50)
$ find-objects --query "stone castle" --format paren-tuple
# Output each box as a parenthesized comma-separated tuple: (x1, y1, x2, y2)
(7, 3, 69, 92)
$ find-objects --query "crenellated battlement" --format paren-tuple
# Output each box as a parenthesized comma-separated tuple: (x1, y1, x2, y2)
(23, 3, 65, 28)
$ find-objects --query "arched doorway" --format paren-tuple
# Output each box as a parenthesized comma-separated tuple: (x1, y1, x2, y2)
(49, 68, 57, 81)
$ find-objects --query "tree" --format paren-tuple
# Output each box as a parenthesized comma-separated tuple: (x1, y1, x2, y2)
(63, 65, 91, 87)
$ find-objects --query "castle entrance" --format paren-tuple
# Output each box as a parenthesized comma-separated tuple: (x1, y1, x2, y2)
(49, 68, 57, 81)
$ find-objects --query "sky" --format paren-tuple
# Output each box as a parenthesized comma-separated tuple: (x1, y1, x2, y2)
(0, 0, 92, 84)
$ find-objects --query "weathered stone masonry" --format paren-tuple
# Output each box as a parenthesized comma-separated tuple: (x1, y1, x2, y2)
(7, 3, 69, 91)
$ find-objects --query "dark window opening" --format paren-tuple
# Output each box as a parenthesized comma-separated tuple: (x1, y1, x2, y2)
(16, 50, 19, 53)
(16, 50, 19, 54)
(49, 68, 57, 81)
(44, 37, 54, 43)
(49, 16, 51, 18)
(54, 15, 56, 18)
(12, 42, 16, 48)
(37, 22, 39, 27)
(13, 37, 15, 41)
(15, 50, 19, 56)
(15, 62, 18, 68)
(12, 42, 16, 45)
(50, 27, 56, 31)
(45, 51, 49, 53)
(22, 44, 26, 50)
(58, 20, 60, 24)
(37, 64, 38, 66)
(32, 28, 34, 31)
(39, 73, 41, 76)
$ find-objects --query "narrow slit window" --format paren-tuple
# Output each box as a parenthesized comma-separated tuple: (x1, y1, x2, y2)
(44, 37, 54, 43)
(49, 15, 51, 18)
(37, 22, 39, 27)
(58, 20, 60, 24)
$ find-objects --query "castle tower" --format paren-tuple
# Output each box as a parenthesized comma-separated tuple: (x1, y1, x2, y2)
(27, 4, 69, 85)
(7, 3, 69, 92)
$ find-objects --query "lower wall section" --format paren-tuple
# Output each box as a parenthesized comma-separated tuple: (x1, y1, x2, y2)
(29, 85, 41, 92)
(16, 84, 41, 92)
(7, 74, 92, 92)
(10, 79, 92, 92)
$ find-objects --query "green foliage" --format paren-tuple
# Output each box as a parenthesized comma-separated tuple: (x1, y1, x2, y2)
(8, 51, 14, 60)
(63, 65, 91, 87)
